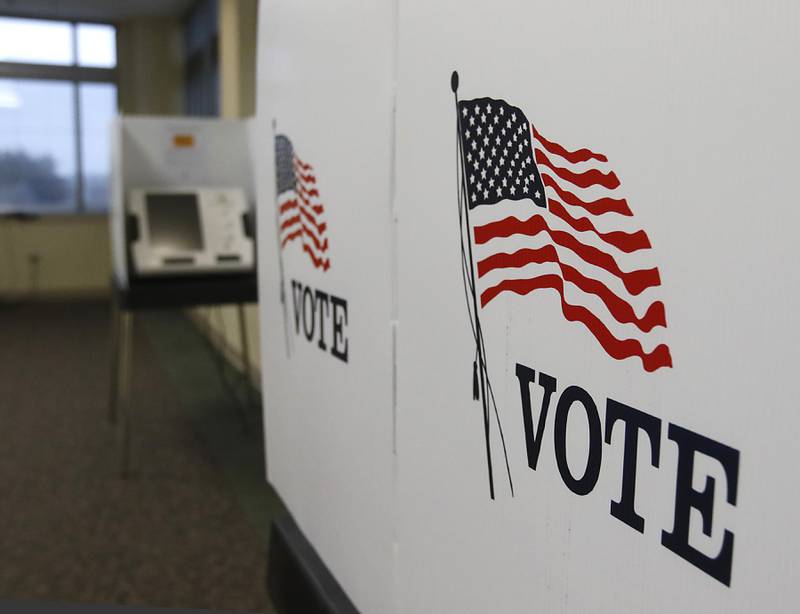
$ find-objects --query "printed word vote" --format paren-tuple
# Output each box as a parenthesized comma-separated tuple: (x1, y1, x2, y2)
(290, 279, 349, 363)
(515, 363, 739, 586)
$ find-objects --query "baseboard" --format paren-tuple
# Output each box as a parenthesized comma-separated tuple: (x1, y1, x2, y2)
(0, 288, 109, 304)
(267, 514, 360, 614)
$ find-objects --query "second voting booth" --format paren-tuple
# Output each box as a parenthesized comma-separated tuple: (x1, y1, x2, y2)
(109, 115, 258, 474)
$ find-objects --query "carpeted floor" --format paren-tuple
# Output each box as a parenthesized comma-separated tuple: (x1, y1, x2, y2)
(0, 300, 281, 612)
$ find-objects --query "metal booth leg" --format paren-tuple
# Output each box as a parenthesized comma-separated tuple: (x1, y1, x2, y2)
(209, 306, 250, 432)
(108, 295, 121, 424)
(117, 310, 134, 478)
(236, 302, 255, 411)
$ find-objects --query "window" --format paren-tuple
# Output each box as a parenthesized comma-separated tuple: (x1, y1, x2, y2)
(0, 17, 117, 214)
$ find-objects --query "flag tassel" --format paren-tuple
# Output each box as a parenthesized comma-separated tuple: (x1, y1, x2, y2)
(472, 360, 480, 400)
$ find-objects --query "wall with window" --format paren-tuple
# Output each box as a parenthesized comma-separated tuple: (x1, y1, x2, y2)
(0, 14, 184, 300)
(0, 18, 117, 214)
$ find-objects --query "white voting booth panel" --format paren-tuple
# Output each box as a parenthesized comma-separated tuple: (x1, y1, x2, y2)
(111, 116, 254, 287)
(256, 1, 800, 613)
(393, 2, 798, 613)
(253, 2, 396, 614)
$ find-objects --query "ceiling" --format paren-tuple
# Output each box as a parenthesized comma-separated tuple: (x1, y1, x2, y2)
(0, 0, 196, 21)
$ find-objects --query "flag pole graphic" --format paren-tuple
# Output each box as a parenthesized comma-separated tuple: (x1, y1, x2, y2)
(452, 71, 495, 499)
(272, 119, 292, 358)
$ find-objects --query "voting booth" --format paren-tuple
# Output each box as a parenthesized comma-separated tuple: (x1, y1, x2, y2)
(254, 2, 799, 613)
(109, 116, 258, 475)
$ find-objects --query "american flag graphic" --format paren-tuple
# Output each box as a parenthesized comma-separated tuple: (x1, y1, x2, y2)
(275, 134, 330, 271)
(458, 97, 672, 372)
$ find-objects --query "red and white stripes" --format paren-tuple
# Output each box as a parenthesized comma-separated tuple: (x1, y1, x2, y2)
(471, 125, 672, 372)
(278, 153, 331, 272)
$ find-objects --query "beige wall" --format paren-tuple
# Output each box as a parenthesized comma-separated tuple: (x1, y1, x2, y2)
(219, 0, 258, 118)
(117, 17, 185, 116)
(190, 0, 262, 385)
(0, 216, 111, 299)
(193, 303, 262, 384)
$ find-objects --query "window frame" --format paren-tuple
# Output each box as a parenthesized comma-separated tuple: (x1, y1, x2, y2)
(0, 13, 118, 215)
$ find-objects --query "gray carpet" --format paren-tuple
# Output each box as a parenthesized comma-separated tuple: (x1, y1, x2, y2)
(0, 300, 280, 612)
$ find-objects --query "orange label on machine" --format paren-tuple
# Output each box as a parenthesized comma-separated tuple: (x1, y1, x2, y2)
(172, 134, 195, 148)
